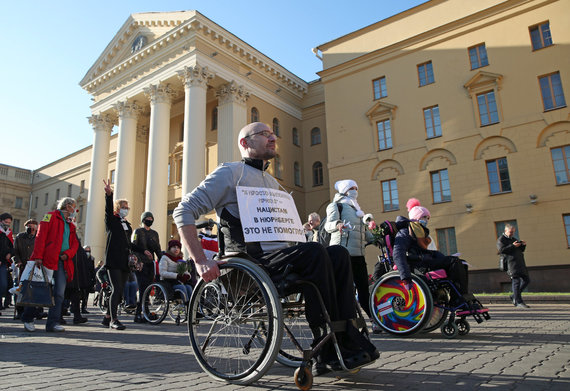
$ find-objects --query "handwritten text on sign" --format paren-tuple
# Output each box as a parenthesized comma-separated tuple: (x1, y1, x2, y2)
(236, 186, 306, 243)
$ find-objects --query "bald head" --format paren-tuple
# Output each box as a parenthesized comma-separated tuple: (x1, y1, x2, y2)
(238, 122, 276, 160)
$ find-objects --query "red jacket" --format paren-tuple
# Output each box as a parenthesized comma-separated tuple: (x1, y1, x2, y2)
(31, 210, 78, 281)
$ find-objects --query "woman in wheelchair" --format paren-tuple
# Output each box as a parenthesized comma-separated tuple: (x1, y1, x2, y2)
(392, 204, 483, 311)
(158, 240, 192, 302)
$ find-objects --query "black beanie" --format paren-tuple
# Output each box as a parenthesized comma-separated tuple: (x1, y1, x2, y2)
(141, 211, 154, 222)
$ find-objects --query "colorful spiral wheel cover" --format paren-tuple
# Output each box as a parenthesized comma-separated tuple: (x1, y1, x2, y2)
(372, 277, 430, 333)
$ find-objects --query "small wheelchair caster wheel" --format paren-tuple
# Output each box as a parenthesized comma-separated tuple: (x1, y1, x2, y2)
(441, 322, 458, 339)
(455, 319, 470, 336)
(294, 366, 313, 391)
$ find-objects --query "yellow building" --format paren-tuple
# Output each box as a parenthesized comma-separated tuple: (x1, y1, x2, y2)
(317, 0, 570, 292)
(16, 0, 569, 292)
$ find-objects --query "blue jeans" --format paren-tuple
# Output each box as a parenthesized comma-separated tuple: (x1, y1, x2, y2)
(124, 280, 138, 306)
(0, 264, 7, 303)
(172, 284, 192, 302)
(22, 260, 66, 329)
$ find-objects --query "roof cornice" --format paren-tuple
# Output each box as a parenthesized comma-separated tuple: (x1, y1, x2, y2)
(80, 11, 308, 96)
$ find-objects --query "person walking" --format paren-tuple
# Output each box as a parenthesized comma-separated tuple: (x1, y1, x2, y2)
(102, 179, 132, 330)
(21, 198, 79, 332)
(0, 212, 14, 315)
(497, 224, 531, 309)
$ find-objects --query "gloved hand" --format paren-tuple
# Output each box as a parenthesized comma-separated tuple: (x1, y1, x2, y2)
(178, 273, 190, 284)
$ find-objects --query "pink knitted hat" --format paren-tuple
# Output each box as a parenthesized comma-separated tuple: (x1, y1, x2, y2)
(407, 198, 430, 220)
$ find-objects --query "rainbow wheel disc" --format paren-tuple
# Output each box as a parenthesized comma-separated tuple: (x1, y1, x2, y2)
(371, 274, 431, 335)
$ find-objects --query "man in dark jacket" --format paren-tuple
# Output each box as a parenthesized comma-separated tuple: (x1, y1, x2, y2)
(0, 212, 15, 315)
(131, 211, 161, 323)
(13, 219, 40, 319)
(497, 224, 530, 309)
(66, 239, 96, 324)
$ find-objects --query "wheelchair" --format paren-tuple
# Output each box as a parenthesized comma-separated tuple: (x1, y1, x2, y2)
(369, 249, 490, 339)
(187, 256, 375, 390)
(141, 280, 192, 325)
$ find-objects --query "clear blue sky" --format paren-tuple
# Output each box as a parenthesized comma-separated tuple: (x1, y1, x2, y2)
(1, 0, 425, 170)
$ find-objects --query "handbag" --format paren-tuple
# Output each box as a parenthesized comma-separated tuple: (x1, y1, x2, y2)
(124, 226, 143, 272)
(17, 264, 55, 307)
(498, 256, 508, 272)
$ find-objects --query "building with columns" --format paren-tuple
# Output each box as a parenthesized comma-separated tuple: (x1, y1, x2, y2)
(15, 0, 570, 292)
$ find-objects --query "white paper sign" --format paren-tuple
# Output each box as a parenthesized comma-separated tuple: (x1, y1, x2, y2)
(236, 186, 306, 243)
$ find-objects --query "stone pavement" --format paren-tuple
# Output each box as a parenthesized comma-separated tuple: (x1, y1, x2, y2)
(1, 304, 569, 390)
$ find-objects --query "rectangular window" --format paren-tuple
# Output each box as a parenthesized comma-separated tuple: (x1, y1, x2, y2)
(417, 61, 435, 86)
(486, 157, 512, 194)
(376, 119, 392, 150)
(495, 220, 518, 239)
(476, 91, 499, 126)
(13, 219, 20, 234)
(79, 205, 84, 223)
(167, 163, 171, 185)
(67, 184, 72, 197)
(34, 196, 38, 209)
(44, 193, 48, 206)
(564, 214, 570, 247)
(110, 170, 115, 184)
(468, 43, 489, 70)
(55, 188, 60, 201)
(372, 77, 387, 100)
(423, 105, 442, 138)
(80, 180, 85, 193)
(551, 145, 570, 185)
(431, 169, 451, 203)
(436, 227, 457, 255)
(529, 21, 552, 50)
(15, 197, 23, 209)
(539, 72, 566, 111)
(381, 179, 399, 211)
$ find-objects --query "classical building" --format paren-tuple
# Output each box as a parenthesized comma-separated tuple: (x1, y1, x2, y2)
(0, 164, 32, 234)
(14, 0, 570, 292)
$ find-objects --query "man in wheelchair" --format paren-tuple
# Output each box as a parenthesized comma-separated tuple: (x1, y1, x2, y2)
(391, 205, 484, 311)
(174, 122, 379, 374)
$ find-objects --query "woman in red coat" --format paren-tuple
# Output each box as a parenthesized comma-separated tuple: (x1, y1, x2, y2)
(21, 197, 78, 332)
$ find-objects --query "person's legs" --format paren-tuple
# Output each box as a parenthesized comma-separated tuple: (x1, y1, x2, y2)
(46, 261, 67, 330)
(0, 264, 7, 309)
(350, 255, 371, 317)
(135, 265, 153, 318)
(511, 276, 522, 305)
(108, 269, 128, 320)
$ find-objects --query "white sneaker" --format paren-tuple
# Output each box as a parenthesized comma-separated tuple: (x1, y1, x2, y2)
(47, 324, 65, 332)
(24, 322, 35, 332)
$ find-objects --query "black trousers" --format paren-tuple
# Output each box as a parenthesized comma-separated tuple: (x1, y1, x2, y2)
(417, 252, 469, 295)
(259, 242, 356, 328)
(512, 274, 530, 304)
(135, 263, 155, 316)
(107, 268, 129, 319)
(351, 256, 371, 317)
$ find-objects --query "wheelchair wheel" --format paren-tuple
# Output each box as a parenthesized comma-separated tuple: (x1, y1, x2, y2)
(294, 366, 313, 391)
(168, 292, 188, 324)
(369, 271, 433, 336)
(188, 258, 283, 385)
(441, 321, 458, 338)
(142, 283, 169, 325)
(455, 319, 470, 336)
(276, 293, 312, 367)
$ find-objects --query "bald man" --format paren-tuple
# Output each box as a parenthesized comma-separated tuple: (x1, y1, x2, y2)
(174, 122, 378, 373)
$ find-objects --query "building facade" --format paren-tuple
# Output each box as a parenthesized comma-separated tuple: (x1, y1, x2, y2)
(9, 0, 569, 292)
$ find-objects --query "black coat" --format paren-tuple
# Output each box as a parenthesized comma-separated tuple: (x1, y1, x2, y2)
(14, 232, 36, 264)
(104, 193, 132, 272)
(70, 240, 96, 291)
(0, 231, 14, 266)
(131, 227, 162, 263)
(497, 234, 528, 277)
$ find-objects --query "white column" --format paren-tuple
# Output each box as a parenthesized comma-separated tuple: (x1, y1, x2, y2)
(177, 65, 214, 195)
(216, 81, 249, 164)
(143, 83, 177, 243)
(84, 114, 114, 263)
(112, 100, 142, 202)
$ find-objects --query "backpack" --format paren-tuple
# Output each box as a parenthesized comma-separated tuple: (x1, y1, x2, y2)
(317, 203, 343, 247)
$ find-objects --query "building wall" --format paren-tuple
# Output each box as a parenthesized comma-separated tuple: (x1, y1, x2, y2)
(0, 164, 32, 234)
(319, 0, 570, 291)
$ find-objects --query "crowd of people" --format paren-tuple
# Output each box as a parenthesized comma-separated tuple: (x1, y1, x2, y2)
(0, 121, 530, 381)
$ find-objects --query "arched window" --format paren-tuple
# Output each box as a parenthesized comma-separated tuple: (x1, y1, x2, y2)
(294, 162, 301, 186)
(251, 107, 259, 122)
(211, 107, 218, 130)
(292, 127, 299, 146)
(274, 154, 282, 179)
(312, 162, 323, 186)
(273, 117, 280, 137)
(311, 127, 321, 145)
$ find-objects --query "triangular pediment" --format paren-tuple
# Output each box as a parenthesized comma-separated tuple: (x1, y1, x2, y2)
(80, 11, 196, 87)
(464, 71, 503, 90)
(366, 100, 397, 121)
